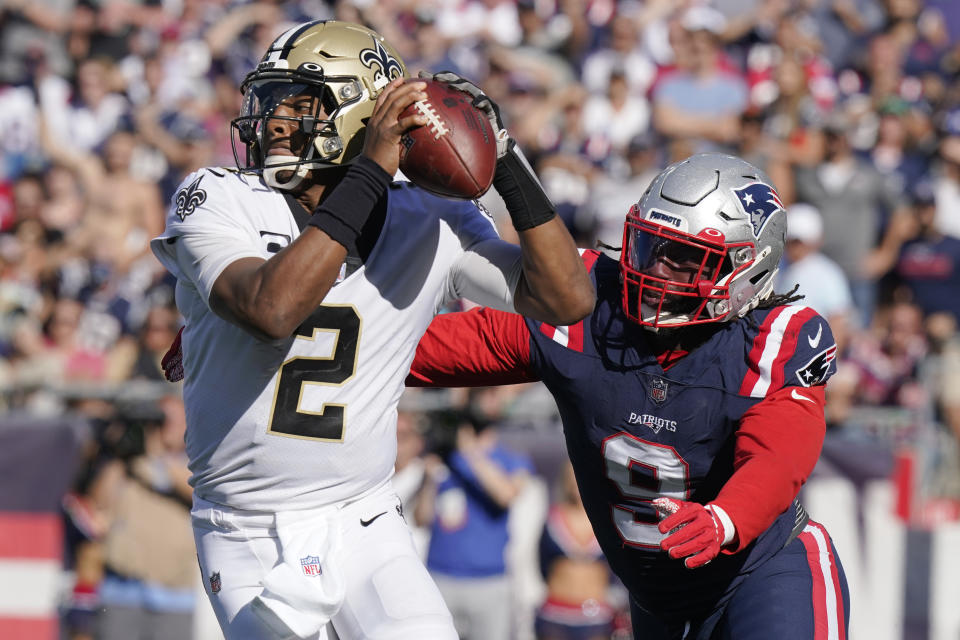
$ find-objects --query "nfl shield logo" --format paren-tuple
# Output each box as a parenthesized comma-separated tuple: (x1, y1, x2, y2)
(209, 571, 221, 594)
(300, 555, 322, 577)
(650, 377, 668, 403)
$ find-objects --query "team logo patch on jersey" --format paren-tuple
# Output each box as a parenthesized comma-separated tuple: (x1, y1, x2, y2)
(300, 555, 322, 577)
(359, 37, 403, 89)
(795, 345, 838, 387)
(733, 182, 783, 238)
(209, 571, 221, 594)
(650, 377, 669, 403)
(175, 175, 207, 221)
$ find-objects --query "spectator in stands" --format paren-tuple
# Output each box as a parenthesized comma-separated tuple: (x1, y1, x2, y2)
(868, 99, 930, 196)
(580, 12, 655, 98)
(651, 6, 748, 150)
(756, 53, 830, 203)
(122, 303, 182, 382)
(777, 203, 855, 352)
(416, 397, 534, 640)
(830, 300, 929, 419)
(581, 67, 650, 155)
(0, 0, 75, 84)
(794, 108, 909, 326)
(393, 402, 431, 557)
(13, 296, 108, 386)
(535, 461, 616, 640)
(38, 126, 165, 277)
(576, 132, 662, 255)
(867, 180, 960, 327)
(932, 114, 960, 240)
(38, 57, 130, 154)
(39, 163, 86, 241)
(94, 393, 195, 640)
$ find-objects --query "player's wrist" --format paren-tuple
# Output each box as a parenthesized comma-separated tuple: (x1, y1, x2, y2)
(307, 156, 391, 249)
(705, 503, 736, 547)
(493, 139, 556, 232)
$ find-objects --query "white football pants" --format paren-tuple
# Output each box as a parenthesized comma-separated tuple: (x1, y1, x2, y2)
(192, 481, 457, 640)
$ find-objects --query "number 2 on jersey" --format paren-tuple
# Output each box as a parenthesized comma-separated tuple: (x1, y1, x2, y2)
(267, 305, 361, 442)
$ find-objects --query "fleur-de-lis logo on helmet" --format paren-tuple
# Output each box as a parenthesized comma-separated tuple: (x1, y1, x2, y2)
(359, 38, 403, 89)
(175, 175, 208, 221)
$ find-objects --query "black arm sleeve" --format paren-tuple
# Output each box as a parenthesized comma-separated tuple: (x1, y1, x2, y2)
(492, 140, 557, 232)
(306, 156, 392, 249)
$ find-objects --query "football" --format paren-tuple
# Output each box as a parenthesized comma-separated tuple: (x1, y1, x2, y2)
(398, 79, 498, 200)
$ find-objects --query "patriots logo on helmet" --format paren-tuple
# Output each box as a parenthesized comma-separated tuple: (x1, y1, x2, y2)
(733, 183, 783, 238)
(359, 38, 403, 90)
(795, 345, 838, 387)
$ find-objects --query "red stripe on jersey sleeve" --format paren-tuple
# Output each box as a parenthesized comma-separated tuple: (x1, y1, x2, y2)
(539, 322, 558, 340)
(407, 307, 537, 387)
(580, 249, 601, 272)
(537, 319, 587, 352)
(738, 306, 788, 395)
(739, 306, 818, 397)
(768, 307, 818, 391)
(563, 250, 598, 352)
(713, 384, 826, 552)
(535, 250, 599, 351)
(567, 321, 585, 352)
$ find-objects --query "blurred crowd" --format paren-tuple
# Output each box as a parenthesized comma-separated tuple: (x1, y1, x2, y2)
(1, 0, 959, 638)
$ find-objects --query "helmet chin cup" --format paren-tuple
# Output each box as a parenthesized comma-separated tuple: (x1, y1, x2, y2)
(263, 154, 311, 190)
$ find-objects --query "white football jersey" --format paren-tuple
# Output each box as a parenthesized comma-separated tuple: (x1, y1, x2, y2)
(151, 168, 521, 511)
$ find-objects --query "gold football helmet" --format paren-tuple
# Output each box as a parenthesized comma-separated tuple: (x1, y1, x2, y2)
(231, 20, 407, 189)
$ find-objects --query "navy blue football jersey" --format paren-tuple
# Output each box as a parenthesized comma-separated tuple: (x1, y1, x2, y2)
(524, 254, 836, 624)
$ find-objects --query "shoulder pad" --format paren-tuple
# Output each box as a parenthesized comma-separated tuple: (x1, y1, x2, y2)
(739, 305, 837, 397)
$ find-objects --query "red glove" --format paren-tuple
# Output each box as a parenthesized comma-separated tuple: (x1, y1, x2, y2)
(161, 326, 185, 382)
(653, 497, 732, 569)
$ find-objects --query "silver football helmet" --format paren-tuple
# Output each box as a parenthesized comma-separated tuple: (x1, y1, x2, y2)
(231, 20, 407, 190)
(620, 153, 787, 329)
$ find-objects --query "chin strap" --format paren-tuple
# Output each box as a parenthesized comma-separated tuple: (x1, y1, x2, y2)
(263, 155, 313, 190)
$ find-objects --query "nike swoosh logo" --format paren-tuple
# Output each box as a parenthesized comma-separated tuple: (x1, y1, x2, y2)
(360, 511, 388, 527)
(791, 389, 815, 404)
(807, 323, 823, 349)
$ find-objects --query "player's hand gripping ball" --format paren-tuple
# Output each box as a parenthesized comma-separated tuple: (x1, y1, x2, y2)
(398, 79, 498, 200)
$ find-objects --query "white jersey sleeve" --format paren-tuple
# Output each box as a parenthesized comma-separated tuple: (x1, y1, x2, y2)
(151, 169, 270, 306)
(440, 203, 522, 311)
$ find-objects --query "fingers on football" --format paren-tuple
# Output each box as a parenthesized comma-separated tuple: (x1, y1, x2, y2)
(373, 79, 426, 128)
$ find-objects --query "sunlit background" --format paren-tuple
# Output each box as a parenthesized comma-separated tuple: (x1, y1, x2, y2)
(1, 0, 958, 638)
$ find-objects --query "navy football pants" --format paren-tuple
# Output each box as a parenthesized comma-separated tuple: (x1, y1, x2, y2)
(631, 521, 849, 640)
